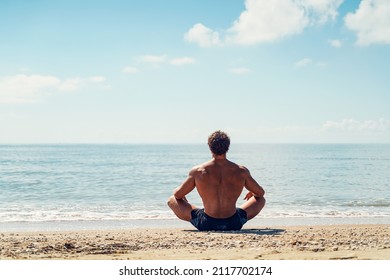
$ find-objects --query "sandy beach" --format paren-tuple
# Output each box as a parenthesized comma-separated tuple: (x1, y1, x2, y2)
(1, 224, 389, 260)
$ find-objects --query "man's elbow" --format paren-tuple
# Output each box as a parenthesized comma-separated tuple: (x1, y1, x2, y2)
(255, 188, 265, 198)
(173, 188, 182, 199)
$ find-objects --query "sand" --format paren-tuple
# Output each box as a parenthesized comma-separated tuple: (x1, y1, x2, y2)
(1, 224, 389, 260)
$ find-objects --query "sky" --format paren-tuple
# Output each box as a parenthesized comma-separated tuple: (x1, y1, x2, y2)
(0, 0, 389, 143)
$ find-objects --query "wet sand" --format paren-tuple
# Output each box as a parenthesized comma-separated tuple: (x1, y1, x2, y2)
(1, 224, 389, 260)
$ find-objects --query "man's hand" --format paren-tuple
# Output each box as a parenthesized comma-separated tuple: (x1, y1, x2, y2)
(244, 192, 254, 200)
(244, 191, 264, 200)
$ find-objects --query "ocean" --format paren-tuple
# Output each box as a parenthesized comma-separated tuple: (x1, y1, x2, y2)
(1, 144, 389, 231)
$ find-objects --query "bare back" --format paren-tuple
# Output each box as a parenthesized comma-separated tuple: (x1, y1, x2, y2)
(193, 158, 246, 218)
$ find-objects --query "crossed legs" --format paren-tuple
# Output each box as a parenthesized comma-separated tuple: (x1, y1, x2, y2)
(167, 195, 266, 222)
(239, 196, 266, 220)
(167, 196, 197, 222)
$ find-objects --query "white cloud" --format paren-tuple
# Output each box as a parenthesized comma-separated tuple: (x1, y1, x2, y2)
(0, 74, 107, 103)
(345, 0, 390, 45)
(185, 0, 343, 47)
(300, 0, 343, 23)
(295, 58, 326, 67)
(329, 39, 342, 47)
(88, 76, 106, 83)
(140, 55, 167, 63)
(227, 0, 308, 45)
(58, 76, 106, 91)
(295, 58, 313, 67)
(57, 78, 82, 92)
(229, 67, 250, 74)
(135, 55, 196, 67)
(322, 118, 390, 132)
(0, 74, 60, 103)
(169, 57, 196, 66)
(184, 23, 222, 47)
(122, 66, 139, 74)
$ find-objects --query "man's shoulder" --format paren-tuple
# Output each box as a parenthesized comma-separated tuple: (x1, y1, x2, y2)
(237, 164, 251, 177)
(227, 160, 248, 171)
(238, 164, 249, 171)
(225, 161, 250, 177)
(189, 162, 209, 175)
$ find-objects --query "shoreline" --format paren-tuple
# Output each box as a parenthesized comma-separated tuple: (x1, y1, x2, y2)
(1, 224, 389, 260)
(1, 216, 389, 232)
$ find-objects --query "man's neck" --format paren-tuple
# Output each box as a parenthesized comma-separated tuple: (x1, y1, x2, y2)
(212, 153, 227, 160)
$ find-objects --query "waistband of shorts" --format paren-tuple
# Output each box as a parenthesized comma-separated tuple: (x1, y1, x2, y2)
(198, 208, 246, 221)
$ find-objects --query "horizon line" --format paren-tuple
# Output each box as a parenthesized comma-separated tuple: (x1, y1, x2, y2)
(1, 142, 389, 145)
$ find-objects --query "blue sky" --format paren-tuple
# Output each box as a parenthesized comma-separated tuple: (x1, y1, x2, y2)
(0, 0, 389, 143)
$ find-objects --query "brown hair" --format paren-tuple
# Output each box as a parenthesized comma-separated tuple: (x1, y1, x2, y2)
(208, 130, 230, 155)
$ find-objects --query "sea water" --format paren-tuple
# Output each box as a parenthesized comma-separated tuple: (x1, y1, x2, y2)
(0, 144, 389, 231)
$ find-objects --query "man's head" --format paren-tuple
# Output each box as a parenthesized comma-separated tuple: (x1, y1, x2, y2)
(208, 130, 230, 155)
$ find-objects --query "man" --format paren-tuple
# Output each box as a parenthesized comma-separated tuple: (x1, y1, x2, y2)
(167, 130, 266, 231)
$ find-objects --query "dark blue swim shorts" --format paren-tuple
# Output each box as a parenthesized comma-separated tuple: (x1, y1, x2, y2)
(190, 208, 248, 231)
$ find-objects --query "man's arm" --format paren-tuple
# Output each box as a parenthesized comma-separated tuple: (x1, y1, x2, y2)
(241, 166, 265, 199)
(173, 167, 197, 200)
